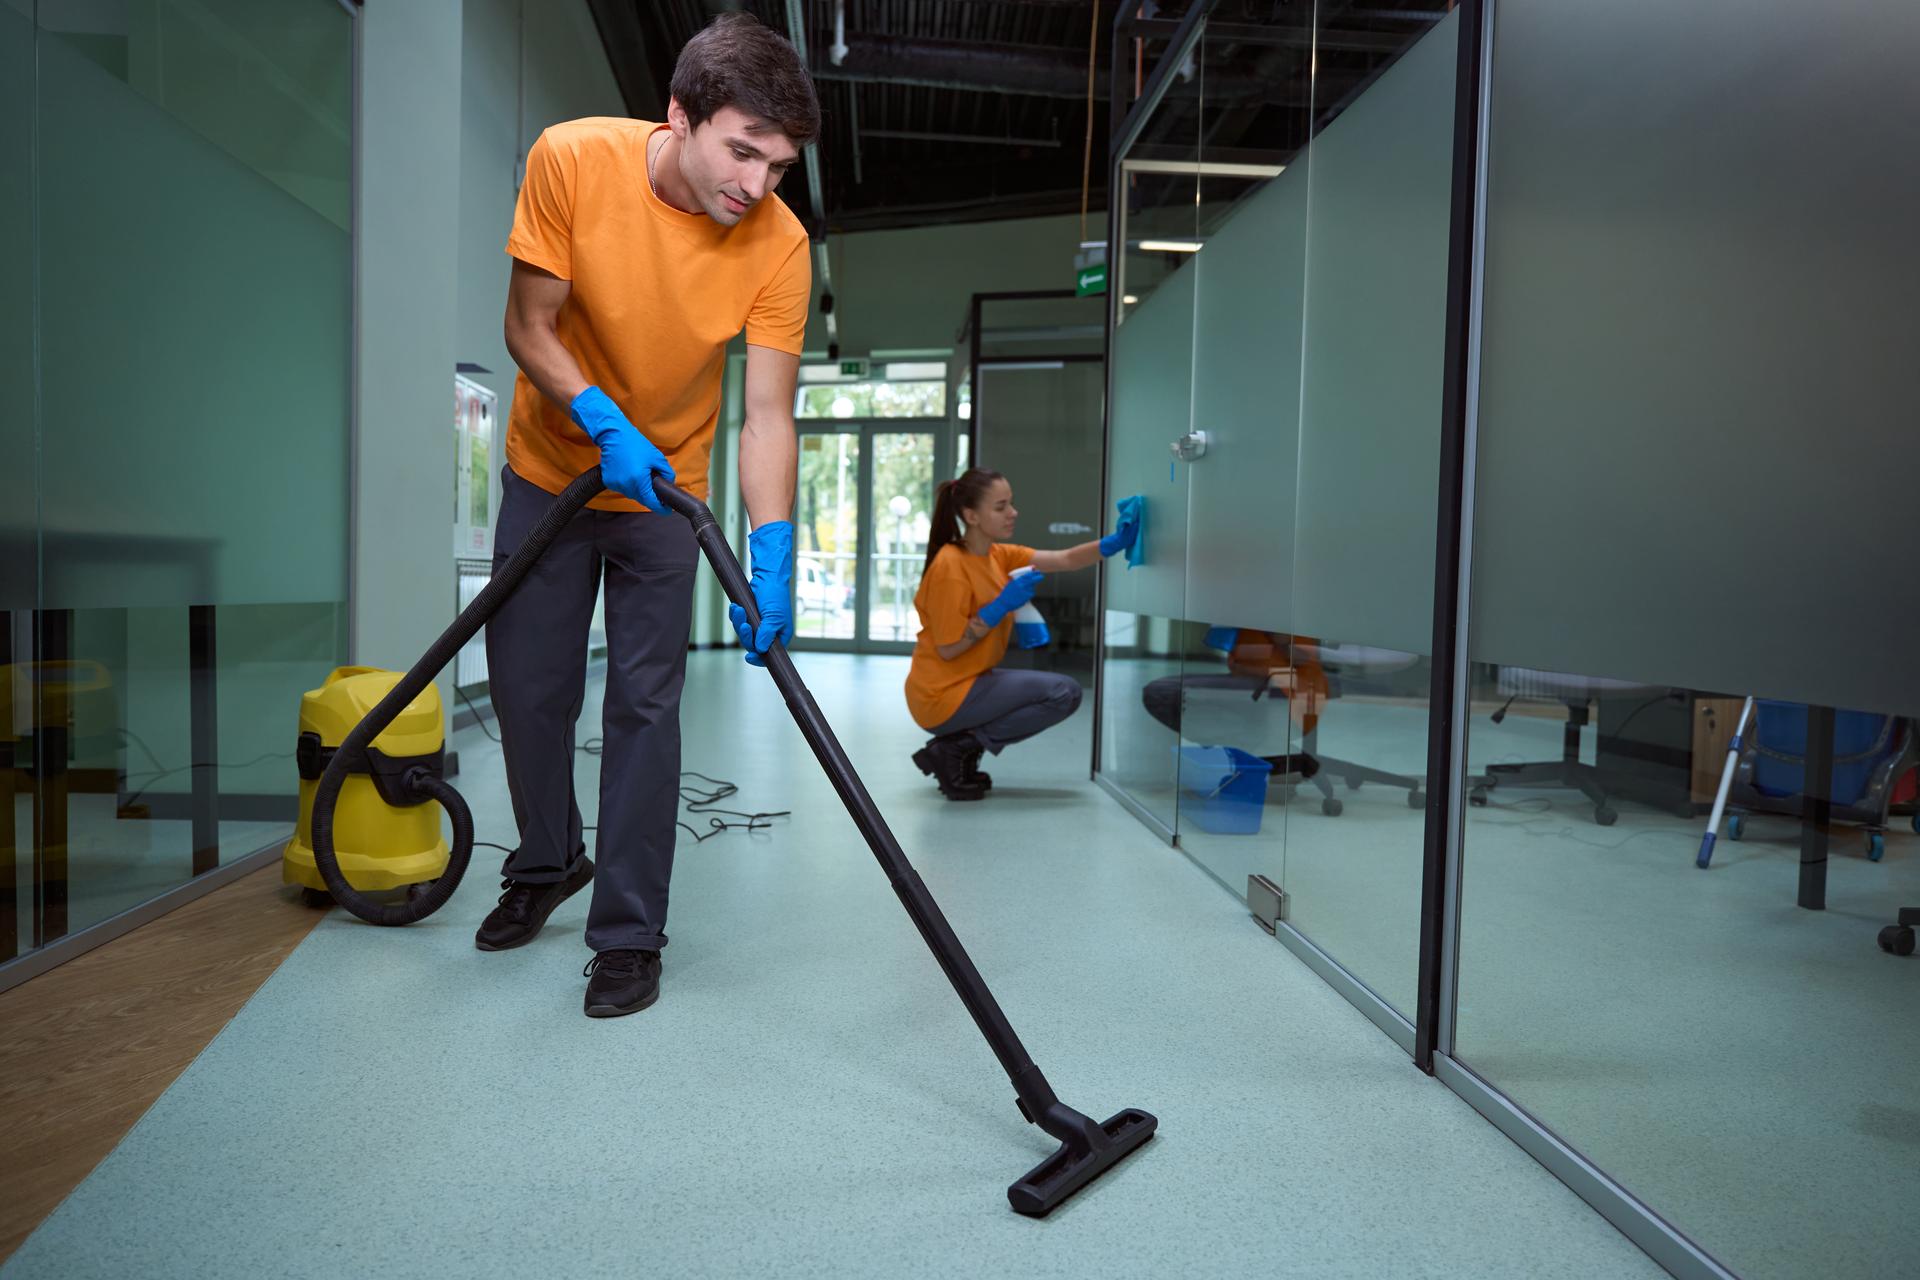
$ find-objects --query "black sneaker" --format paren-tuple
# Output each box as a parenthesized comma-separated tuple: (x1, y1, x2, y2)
(912, 734, 987, 801)
(583, 948, 662, 1018)
(473, 856, 594, 952)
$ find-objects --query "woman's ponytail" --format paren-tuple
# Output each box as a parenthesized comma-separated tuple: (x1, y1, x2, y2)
(923, 467, 1004, 571)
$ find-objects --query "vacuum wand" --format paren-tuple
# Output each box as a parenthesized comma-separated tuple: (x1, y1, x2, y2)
(652, 479, 1156, 1216)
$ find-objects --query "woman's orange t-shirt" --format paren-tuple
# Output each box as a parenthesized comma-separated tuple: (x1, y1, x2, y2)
(904, 542, 1036, 729)
(503, 118, 811, 511)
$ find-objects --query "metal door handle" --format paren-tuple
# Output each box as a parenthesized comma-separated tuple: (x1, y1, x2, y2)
(1170, 430, 1209, 461)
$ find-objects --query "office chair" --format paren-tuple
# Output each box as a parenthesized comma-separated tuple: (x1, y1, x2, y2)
(1293, 643, 1431, 813)
(1470, 666, 1671, 826)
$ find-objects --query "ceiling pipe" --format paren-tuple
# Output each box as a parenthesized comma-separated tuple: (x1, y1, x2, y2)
(781, 0, 839, 356)
(813, 36, 1321, 105)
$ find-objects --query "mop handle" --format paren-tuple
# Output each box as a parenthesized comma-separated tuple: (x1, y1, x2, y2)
(1697, 696, 1755, 868)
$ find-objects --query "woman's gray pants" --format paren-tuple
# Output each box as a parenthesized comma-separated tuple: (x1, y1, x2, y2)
(928, 667, 1083, 754)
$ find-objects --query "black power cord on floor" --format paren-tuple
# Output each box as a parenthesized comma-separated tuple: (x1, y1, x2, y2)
(455, 688, 789, 853)
(112, 730, 296, 811)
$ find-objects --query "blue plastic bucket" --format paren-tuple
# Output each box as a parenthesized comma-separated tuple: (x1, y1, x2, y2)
(1176, 745, 1272, 835)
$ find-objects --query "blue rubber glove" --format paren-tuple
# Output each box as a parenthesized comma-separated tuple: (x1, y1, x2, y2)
(728, 520, 795, 667)
(1099, 504, 1141, 557)
(570, 386, 675, 513)
(977, 570, 1045, 629)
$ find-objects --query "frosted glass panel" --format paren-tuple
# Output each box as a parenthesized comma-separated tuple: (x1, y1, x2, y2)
(0, 5, 33, 607)
(1186, 179, 1305, 635)
(1458, 5, 1920, 1279)
(1104, 266, 1195, 624)
(36, 29, 351, 610)
(7, 0, 352, 969)
(1471, 0, 1920, 717)
(1293, 15, 1454, 656)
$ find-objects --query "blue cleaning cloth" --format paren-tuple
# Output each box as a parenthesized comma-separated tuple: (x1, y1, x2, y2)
(1115, 494, 1145, 569)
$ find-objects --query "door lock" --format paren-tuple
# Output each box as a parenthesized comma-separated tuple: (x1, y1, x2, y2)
(1169, 429, 1210, 462)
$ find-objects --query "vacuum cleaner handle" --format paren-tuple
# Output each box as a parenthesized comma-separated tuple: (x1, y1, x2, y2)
(651, 481, 1036, 1070)
(652, 478, 1156, 1214)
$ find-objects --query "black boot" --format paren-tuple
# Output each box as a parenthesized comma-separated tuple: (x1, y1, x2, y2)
(912, 734, 987, 801)
(961, 743, 992, 791)
(1262, 752, 1321, 779)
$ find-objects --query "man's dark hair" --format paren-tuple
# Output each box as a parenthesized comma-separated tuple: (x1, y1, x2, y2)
(671, 12, 821, 146)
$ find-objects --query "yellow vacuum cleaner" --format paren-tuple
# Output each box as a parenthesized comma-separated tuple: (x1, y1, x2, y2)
(283, 666, 454, 907)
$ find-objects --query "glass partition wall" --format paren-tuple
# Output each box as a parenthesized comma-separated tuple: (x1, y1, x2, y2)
(3, 0, 354, 978)
(1096, 2, 1918, 1276)
(1099, 2, 1458, 1040)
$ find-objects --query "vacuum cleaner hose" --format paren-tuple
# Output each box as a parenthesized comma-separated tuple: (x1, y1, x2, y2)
(307, 467, 607, 926)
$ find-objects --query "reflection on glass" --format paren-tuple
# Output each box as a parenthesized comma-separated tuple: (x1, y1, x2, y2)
(1455, 660, 1920, 1279)
(5, 0, 352, 966)
(795, 433, 860, 641)
(1098, 612, 1185, 832)
(869, 433, 935, 644)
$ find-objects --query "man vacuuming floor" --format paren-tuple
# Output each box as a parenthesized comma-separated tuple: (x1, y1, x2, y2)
(481, 13, 814, 1017)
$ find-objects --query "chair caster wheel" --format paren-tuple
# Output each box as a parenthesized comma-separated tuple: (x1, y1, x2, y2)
(1594, 806, 1618, 827)
(300, 888, 334, 909)
(1727, 814, 1746, 841)
(1407, 789, 1425, 810)
(1322, 797, 1344, 817)
(1879, 925, 1916, 957)
(1469, 788, 1489, 808)
(1867, 832, 1886, 862)
(1344, 774, 1363, 791)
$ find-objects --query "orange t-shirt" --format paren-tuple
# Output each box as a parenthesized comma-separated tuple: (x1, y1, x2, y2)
(503, 118, 811, 511)
(904, 542, 1037, 729)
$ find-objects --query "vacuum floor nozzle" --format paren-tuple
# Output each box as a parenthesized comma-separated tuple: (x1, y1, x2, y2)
(1007, 1108, 1158, 1217)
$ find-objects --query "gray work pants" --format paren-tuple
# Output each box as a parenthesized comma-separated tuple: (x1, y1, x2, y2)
(485, 466, 696, 953)
(929, 667, 1083, 754)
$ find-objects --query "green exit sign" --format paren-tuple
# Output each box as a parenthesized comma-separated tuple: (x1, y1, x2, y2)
(839, 358, 869, 377)
(1075, 263, 1108, 297)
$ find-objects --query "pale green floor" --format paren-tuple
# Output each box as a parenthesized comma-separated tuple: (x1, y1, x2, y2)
(2, 653, 1670, 1280)
(1100, 657, 1920, 1280)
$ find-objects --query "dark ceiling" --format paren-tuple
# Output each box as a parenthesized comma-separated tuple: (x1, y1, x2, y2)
(586, 0, 1450, 236)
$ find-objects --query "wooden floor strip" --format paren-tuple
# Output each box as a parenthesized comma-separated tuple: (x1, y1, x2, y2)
(0, 865, 325, 1263)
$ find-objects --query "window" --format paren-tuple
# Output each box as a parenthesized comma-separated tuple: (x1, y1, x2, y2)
(795, 379, 946, 420)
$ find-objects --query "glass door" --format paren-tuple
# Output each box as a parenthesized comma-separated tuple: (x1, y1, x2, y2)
(794, 430, 861, 644)
(793, 424, 944, 653)
(866, 431, 936, 648)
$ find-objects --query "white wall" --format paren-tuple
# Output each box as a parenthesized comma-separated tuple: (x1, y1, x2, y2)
(355, 0, 621, 706)
(456, 0, 624, 426)
(802, 212, 1090, 356)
